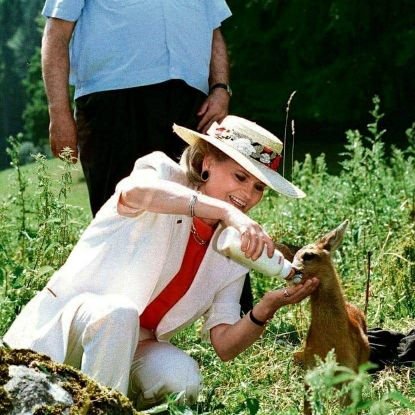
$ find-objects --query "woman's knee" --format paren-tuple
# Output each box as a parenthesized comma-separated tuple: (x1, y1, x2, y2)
(162, 357, 201, 399)
(131, 342, 201, 408)
(82, 294, 139, 337)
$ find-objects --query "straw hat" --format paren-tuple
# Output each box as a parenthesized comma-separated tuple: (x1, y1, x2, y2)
(173, 115, 305, 198)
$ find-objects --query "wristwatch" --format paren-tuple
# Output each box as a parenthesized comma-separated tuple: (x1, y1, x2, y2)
(209, 83, 232, 97)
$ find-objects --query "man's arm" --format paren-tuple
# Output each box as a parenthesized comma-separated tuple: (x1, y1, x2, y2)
(42, 17, 78, 161)
(197, 28, 231, 133)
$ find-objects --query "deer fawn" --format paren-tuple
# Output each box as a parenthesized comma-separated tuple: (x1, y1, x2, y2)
(291, 220, 370, 413)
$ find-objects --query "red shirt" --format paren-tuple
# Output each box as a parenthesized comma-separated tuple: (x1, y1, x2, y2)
(140, 217, 215, 330)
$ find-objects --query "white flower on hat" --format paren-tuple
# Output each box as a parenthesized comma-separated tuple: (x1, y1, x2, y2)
(252, 144, 264, 158)
(259, 153, 271, 164)
(230, 138, 256, 157)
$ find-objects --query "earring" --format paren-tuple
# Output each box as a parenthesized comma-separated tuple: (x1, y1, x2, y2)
(201, 170, 209, 182)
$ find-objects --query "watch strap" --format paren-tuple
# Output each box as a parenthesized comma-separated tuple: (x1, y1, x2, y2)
(209, 83, 232, 97)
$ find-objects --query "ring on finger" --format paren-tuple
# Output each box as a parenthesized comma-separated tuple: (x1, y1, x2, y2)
(283, 288, 290, 298)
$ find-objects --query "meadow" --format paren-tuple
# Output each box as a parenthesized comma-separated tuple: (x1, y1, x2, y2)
(0, 100, 414, 414)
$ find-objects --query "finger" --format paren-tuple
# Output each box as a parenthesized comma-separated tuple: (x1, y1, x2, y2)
(71, 147, 79, 163)
(197, 112, 211, 132)
(283, 280, 314, 303)
(295, 279, 318, 299)
(245, 229, 259, 258)
(197, 99, 209, 116)
(197, 103, 213, 131)
(265, 236, 275, 258)
(240, 229, 250, 252)
(251, 234, 266, 260)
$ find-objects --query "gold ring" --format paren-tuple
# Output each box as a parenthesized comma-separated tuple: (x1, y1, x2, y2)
(283, 288, 290, 298)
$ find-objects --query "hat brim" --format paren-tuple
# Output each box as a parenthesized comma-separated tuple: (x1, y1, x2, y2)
(173, 124, 305, 198)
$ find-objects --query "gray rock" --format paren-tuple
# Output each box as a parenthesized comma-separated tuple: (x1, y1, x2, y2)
(0, 346, 143, 414)
(4, 365, 73, 415)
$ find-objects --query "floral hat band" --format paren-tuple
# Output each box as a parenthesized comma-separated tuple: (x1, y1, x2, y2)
(173, 115, 306, 198)
(207, 122, 283, 172)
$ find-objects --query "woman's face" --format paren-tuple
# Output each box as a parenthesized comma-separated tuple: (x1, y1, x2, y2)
(200, 155, 266, 213)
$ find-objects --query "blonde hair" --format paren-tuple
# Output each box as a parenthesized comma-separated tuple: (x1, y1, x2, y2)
(180, 139, 229, 186)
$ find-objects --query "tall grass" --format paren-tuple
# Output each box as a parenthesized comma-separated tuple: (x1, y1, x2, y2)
(0, 137, 88, 334)
(0, 98, 414, 414)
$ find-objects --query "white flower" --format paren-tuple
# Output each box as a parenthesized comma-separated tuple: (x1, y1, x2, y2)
(259, 153, 271, 164)
(252, 144, 264, 158)
(229, 138, 256, 157)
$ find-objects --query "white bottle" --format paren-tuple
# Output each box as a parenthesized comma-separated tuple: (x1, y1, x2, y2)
(216, 226, 298, 281)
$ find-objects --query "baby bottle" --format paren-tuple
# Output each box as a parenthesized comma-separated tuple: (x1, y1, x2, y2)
(216, 226, 302, 283)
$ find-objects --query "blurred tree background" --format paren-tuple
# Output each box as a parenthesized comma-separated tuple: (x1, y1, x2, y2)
(0, 0, 414, 171)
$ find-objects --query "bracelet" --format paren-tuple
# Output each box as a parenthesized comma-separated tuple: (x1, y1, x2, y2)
(189, 194, 198, 217)
(249, 309, 267, 327)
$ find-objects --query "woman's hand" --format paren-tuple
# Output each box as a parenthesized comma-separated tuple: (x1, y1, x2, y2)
(222, 205, 275, 260)
(253, 277, 320, 322)
(210, 277, 320, 361)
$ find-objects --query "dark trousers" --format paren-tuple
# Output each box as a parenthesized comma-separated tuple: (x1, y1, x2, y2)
(75, 80, 206, 216)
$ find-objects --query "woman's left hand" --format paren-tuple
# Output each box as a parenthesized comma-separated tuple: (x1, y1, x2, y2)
(254, 277, 320, 321)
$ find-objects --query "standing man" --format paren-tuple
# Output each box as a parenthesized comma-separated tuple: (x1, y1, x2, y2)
(41, 1, 253, 314)
(41, 0, 233, 216)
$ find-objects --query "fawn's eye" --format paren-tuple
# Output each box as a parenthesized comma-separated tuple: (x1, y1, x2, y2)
(302, 252, 316, 261)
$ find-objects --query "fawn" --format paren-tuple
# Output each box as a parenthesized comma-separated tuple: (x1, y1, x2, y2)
(291, 220, 370, 413)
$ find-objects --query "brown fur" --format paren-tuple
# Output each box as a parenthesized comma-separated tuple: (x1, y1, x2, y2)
(290, 221, 370, 414)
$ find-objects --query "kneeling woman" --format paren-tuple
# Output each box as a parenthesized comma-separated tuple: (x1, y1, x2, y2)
(4, 116, 319, 409)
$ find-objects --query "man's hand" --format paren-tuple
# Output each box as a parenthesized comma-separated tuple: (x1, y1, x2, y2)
(197, 88, 230, 133)
(49, 112, 78, 162)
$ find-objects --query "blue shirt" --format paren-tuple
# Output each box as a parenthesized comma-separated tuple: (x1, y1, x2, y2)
(42, 0, 232, 99)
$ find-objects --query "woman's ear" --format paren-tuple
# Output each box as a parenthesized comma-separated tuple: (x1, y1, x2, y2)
(202, 154, 215, 173)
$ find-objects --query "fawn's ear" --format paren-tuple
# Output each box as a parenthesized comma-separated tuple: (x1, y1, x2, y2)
(318, 220, 349, 253)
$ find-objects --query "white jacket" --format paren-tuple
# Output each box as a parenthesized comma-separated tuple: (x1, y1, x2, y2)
(4, 152, 248, 362)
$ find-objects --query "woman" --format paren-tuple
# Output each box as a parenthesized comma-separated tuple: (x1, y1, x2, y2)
(4, 116, 319, 409)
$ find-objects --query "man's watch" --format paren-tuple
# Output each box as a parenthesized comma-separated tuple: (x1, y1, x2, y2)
(209, 83, 232, 97)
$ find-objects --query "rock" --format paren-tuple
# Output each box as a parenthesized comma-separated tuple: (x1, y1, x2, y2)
(5, 365, 73, 414)
(0, 343, 143, 415)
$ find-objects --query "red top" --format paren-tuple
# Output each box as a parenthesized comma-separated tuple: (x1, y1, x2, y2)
(140, 217, 215, 330)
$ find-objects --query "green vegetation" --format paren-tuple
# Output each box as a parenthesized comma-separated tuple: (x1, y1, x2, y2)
(1, 1, 415, 168)
(1, 101, 415, 413)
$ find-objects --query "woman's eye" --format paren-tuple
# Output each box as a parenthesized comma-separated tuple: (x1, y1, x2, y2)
(235, 174, 246, 182)
(255, 184, 265, 192)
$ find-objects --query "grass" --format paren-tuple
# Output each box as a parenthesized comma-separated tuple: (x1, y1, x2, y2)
(0, 157, 90, 214)
(1, 98, 415, 414)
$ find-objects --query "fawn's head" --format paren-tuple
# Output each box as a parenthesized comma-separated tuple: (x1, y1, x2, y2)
(291, 220, 349, 280)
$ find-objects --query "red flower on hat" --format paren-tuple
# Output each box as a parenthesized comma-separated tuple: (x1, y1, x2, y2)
(269, 154, 282, 171)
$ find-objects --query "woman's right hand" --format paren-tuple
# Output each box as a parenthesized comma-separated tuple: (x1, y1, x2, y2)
(222, 205, 275, 261)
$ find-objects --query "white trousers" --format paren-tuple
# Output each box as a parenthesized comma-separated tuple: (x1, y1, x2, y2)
(63, 293, 201, 409)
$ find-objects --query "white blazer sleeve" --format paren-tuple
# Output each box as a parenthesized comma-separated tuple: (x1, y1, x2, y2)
(200, 275, 245, 342)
